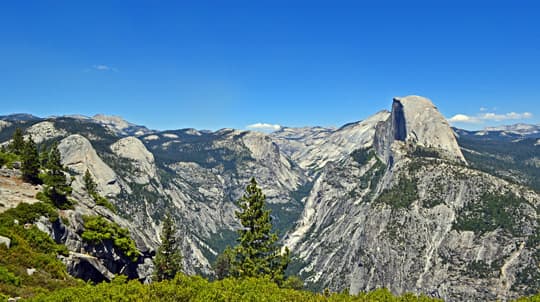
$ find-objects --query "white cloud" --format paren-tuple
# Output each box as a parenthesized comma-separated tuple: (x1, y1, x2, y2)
(448, 112, 533, 124)
(448, 114, 482, 123)
(246, 123, 281, 132)
(92, 65, 118, 72)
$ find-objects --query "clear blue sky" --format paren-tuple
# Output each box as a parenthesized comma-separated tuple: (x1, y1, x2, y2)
(1, 0, 539, 131)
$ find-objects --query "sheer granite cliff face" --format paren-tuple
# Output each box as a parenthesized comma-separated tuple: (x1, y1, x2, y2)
(374, 96, 466, 166)
(283, 96, 538, 301)
(284, 152, 539, 301)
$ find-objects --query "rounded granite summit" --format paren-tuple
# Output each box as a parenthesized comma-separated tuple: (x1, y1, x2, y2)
(392, 95, 466, 163)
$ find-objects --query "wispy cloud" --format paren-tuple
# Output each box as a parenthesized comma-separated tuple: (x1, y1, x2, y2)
(246, 123, 281, 132)
(448, 112, 533, 124)
(479, 106, 497, 112)
(91, 64, 118, 72)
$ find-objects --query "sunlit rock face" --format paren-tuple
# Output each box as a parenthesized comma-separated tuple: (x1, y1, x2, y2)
(1, 95, 538, 301)
(110, 136, 157, 184)
(25, 121, 68, 144)
(272, 111, 391, 172)
(283, 96, 538, 301)
(58, 134, 121, 197)
(375, 96, 466, 165)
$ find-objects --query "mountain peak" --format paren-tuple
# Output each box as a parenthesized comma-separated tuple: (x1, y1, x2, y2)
(376, 95, 466, 164)
(0, 113, 41, 122)
(91, 114, 153, 136)
(393, 95, 434, 107)
(92, 114, 132, 129)
(484, 123, 540, 135)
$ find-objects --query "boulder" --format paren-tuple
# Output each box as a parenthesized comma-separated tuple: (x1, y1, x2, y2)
(11, 161, 21, 169)
(62, 252, 115, 283)
(0, 235, 11, 248)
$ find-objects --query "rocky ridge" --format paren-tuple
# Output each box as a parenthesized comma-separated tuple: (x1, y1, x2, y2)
(0, 95, 538, 301)
(282, 96, 538, 301)
(0, 167, 155, 284)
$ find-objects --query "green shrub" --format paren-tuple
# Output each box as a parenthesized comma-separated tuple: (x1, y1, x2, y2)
(281, 275, 304, 290)
(453, 192, 529, 235)
(0, 266, 21, 286)
(513, 293, 540, 301)
(412, 146, 440, 158)
(0, 150, 21, 168)
(29, 274, 444, 302)
(24, 226, 69, 256)
(81, 216, 139, 262)
(0, 203, 77, 298)
(351, 148, 376, 165)
(376, 176, 418, 209)
(93, 194, 116, 213)
(0, 201, 58, 227)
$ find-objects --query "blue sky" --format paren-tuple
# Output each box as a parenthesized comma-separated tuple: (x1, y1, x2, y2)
(0, 1, 538, 131)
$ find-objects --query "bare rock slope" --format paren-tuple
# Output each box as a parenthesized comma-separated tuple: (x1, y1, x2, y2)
(283, 96, 539, 301)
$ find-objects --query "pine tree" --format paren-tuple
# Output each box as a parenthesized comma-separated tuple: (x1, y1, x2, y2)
(214, 246, 234, 280)
(230, 178, 289, 283)
(42, 142, 73, 209)
(83, 169, 97, 195)
(39, 146, 49, 168)
(82, 169, 115, 212)
(21, 135, 41, 184)
(8, 128, 25, 155)
(154, 214, 183, 281)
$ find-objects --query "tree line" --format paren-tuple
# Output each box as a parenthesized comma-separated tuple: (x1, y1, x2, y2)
(2, 128, 296, 289)
(1, 128, 72, 209)
(154, 177, 297, 288)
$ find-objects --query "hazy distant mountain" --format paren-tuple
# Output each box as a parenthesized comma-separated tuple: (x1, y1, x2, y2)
(454, 125, 540, 192)
(455, 123, 540, 141)
(484, 123, 540, 136)
(1, 96, 539, 301)
(0, 113, 41, 122)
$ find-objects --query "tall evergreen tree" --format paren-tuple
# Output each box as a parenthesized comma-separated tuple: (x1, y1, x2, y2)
(8, 128, 25, 155)
(82, 169, 115, 212)
(38, 146, 50, 168)
(42, 142, 73, 209)
(214, 246, 234, 280)
(83, 169, 97, 195)
(21, 135, 41, 184)
(154, 214, 183, 281)
(230, 178, 290, 283)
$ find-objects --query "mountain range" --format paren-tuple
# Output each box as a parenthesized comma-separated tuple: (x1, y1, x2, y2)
(0, 95, 539, 301)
